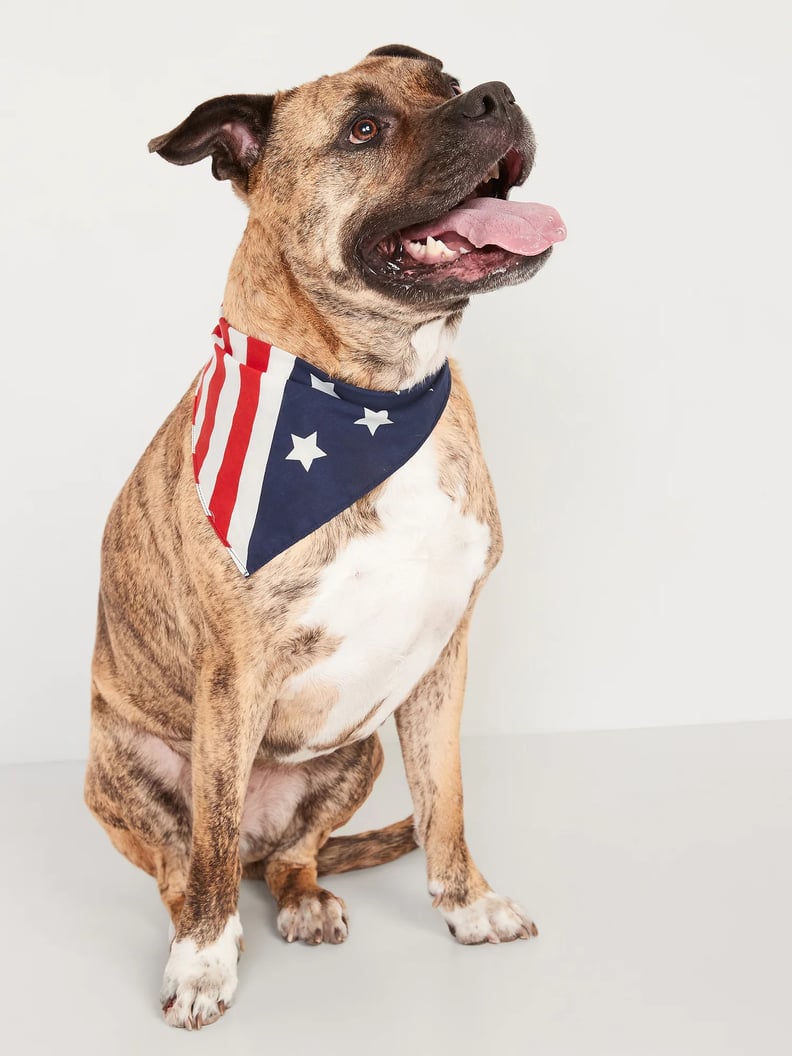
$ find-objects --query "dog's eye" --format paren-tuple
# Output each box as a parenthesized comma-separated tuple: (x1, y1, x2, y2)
(349, 118, 380, 145)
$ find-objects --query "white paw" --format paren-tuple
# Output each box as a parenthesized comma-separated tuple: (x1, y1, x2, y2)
(439, 891, 538, 945)
(160, 913, 243, 1029)
(278, 890, 348, 945)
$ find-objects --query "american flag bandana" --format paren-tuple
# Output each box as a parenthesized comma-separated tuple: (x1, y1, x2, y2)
(192, 317, 452, 576)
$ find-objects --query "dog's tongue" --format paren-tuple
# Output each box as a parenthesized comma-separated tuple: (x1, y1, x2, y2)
(402, 198, 566, 256)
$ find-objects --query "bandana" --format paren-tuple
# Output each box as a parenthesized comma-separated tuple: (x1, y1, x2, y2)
(192, 317, 452, 576)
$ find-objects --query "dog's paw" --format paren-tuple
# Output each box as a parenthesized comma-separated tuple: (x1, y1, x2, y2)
(277, 888, 348, 945)
(439, 891, 538, 945)
(160, 913, 243, 1029)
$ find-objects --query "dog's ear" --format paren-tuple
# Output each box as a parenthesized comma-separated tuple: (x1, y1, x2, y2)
(367, 45, 442, 67)
(148, 94, 275, 184)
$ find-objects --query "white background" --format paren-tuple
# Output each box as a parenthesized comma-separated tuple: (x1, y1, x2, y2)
(1, 0, 790, 764)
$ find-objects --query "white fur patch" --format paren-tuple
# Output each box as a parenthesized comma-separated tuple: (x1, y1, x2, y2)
(404, 317, 456, 388)
(440, 892, 538, 945)
(279, 438, 490, 761)
(161, 912, 243, 1029)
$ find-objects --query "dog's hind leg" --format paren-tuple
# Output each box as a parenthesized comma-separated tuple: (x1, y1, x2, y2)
(263, 851, 349, 945)
(84, 687, 191, 927)
(246, 735, 388, 945)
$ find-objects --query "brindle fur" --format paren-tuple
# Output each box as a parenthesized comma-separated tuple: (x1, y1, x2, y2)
(85, 44, 543, 1028)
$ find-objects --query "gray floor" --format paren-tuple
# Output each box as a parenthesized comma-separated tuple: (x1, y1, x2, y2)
(3, 722, 790, 1054)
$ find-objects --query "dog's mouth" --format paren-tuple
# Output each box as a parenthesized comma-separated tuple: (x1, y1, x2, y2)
(359, 148, 566, 295)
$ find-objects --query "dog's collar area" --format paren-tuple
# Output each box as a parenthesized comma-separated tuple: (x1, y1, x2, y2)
(212, 316, 446, 406)
(194, 318, 453, 575)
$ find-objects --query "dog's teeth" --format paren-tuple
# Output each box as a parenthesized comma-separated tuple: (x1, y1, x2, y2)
(423, 236, 456, 263)
(405, 235, 463, 264)
(487, 162, 500, 181)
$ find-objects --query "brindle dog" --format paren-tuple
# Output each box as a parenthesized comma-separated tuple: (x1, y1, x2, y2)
(85, 44, 564, 1029)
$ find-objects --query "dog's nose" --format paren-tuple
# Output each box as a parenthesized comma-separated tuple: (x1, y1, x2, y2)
(458, 81, 516, 121)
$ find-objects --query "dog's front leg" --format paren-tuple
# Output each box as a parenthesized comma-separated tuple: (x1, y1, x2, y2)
(396, 621, 538, 945)
(160, 655, 270, 1029)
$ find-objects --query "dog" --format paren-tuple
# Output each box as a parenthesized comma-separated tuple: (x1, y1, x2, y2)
(84, 44, 565, 1030)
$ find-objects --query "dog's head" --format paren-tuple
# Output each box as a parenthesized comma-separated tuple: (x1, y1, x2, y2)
(150, 45, 565, 316)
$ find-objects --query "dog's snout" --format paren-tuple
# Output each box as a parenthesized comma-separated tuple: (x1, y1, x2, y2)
(458, 81, 516, 121)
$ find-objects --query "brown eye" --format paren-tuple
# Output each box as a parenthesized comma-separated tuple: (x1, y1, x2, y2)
(349, 117, 380, 144)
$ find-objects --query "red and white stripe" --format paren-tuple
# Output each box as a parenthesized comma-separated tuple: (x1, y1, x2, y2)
(192, 318, 295, 574)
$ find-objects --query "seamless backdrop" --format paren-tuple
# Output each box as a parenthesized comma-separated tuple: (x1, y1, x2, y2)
(1, 0, 790, 763)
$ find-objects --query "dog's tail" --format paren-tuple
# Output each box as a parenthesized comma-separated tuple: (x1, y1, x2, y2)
(317, 815, 418, 875)
(243, 815, 417, 880)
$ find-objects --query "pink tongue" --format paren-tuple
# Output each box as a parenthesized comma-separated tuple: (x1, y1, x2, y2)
(402, 199, 566, 256)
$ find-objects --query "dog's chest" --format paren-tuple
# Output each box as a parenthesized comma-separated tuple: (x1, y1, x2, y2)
(277, 438, 490, 760)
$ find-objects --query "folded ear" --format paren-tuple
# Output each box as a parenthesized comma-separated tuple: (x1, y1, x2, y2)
(367, 44, 442, 67)
(148, 94, 275, 184)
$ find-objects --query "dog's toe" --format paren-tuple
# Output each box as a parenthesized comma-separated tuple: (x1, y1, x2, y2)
(277, 888, 348, 946)
(439, 892, 538, 945)
(160, 913, 242, 1029)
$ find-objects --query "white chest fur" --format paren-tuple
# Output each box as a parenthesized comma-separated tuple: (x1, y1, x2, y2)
(279, 437, 490, 761)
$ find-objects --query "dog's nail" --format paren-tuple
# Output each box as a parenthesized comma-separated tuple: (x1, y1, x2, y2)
(530, 922, 539, 937)
(487, 933, 501, 944)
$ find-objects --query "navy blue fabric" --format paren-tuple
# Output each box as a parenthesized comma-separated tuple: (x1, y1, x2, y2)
(245, 358, 451, 574)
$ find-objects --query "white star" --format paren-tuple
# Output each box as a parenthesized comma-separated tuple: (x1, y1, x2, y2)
(310, 375, 339, 398)
(354, 408, 393, 436)
(285, 432, 326, 471)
